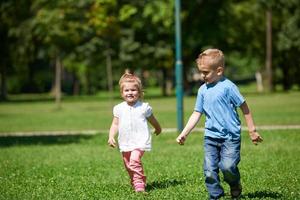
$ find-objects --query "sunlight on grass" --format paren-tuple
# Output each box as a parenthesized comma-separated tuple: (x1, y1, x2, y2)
(0, 130, 299, 199)
(1, 91, 300, 133)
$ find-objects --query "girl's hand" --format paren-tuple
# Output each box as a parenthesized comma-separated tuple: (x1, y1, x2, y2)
(108, 137, 117, 148)
(154, 129, 161, 135)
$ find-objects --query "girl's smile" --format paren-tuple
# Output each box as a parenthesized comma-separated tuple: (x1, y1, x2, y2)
(121, 82, 140, 106)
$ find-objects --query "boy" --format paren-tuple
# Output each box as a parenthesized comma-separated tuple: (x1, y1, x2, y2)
(176, 49, 263, 199)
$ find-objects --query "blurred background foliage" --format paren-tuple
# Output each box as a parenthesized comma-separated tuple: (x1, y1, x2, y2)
(1, 0, 300, 100)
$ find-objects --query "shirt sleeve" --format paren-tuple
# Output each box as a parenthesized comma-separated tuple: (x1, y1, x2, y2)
(194, 87, 204, 113)
(229, 84, 245, 107)
(113, 105, 120, 118)
(144, 103, 153, 118)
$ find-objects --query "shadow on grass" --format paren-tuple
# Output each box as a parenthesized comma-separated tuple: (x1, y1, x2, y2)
(244, 190, 283, 199)
(0, 134, 95, 147)
(146, 179, 185, 191)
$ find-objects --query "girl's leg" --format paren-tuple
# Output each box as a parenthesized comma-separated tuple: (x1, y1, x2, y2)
(122, 151, 134, 187)
(129, 149, 146, 192)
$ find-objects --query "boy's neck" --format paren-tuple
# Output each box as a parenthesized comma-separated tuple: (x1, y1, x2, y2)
(207, 75, 224, 85)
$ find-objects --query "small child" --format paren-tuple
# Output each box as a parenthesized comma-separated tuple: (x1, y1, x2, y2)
(108, 72, 161, 192)
(176, 49, 263, 199)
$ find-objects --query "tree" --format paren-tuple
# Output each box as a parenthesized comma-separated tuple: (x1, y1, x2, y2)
(31, 0, 81, 107)
(0, 0, 35, 99)
(85, 0, 120, 99)
(274, 0, 300, 90)
(118, 0, 175, 95)
(3, 0, 300, 97)
(265, 9, 273, 92)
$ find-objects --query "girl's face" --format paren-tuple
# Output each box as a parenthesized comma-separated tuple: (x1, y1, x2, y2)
(121, 82, 140, 106)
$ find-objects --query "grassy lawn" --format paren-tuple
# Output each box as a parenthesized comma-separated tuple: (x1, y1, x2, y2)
(0, 91, 300, 133)
(0, 90, 300, 199)
(0, 130, 299, 199)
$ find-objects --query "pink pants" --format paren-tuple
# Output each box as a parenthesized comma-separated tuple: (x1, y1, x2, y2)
(122, 149, 146, 192)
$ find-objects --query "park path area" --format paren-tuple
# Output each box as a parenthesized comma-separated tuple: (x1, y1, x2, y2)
(1, 125, 300, 137)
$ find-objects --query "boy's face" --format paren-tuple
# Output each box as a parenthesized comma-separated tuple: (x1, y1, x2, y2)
(121, 82, 140, 105)
(197, 57, 223, 84)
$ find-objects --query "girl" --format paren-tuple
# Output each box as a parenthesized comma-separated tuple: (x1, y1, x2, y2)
(108, 72, 161, 192)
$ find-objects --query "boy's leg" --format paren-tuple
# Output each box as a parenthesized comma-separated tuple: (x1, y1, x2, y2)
(204, 137, 224, 199)
(129, 149, 146, 192)
(122, 151, 134, 187)
(219, 139, 242, 198)
(219, 139, 241, 186)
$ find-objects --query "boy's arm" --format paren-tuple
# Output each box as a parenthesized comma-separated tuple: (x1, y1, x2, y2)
(240, 102, 263, 145)
(108, 116, 119, 148)
(147, 114, 162, 135)
(176, 111, 202, 145)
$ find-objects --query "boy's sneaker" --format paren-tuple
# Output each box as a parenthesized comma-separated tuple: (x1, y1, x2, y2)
(230, 183, 242, 199)
(209, 192, 224, 200)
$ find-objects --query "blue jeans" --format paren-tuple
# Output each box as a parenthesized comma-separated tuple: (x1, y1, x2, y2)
(204, 136, 241, 199)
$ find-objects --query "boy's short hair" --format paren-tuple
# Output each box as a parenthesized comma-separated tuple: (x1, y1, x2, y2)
(196, 49, 225, 69)
(119, 72, 144, 98)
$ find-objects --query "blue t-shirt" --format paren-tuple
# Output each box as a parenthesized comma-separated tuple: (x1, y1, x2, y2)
(194, 77, 245, 139)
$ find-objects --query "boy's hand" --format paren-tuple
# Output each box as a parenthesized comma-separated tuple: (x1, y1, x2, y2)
(249, 131, 263, 145)
(176, 134, 187, 145)
(108, 137, 117, 148)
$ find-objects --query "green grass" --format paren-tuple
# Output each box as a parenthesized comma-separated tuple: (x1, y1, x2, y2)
(0, 130, 299, 199)
(0, 91, 300, 199)
(0, 91, 300, 133)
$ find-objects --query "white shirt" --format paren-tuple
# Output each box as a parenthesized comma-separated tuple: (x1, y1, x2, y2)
(113, 101, 153, 152)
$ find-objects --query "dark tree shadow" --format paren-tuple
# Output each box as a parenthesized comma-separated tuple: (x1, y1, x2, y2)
(146, 179, 185, 191)
(243, 190, 283, 199)
(0, 134, 95, 147)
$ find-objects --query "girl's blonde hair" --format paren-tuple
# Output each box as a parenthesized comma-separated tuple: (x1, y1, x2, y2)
(119, 72, 144, 98)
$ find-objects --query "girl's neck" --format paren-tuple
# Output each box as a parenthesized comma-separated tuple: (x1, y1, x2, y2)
(126, 100, 139, 106)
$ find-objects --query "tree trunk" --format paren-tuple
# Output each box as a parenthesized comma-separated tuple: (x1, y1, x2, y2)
(265, 9, 273, 92)
(73, 75, 80, 95)
(0, 63, 7, 101)
(255, 71, 264, 92)
(160, 68, 173, 97)
(161, 68, 167, 96)
(282, 53, 291, 90)
(105, 43, 114, 107)
(55, 55, 62, 109)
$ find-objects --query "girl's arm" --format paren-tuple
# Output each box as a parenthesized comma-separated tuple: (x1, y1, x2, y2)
(176, 111, 202, 145)
(147, 114, 162, 135)
(108, 116, 119, 148)
(240, 102, 263, 145)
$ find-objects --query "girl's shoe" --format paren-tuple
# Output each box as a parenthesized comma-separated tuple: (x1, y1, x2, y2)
(134, 183, 145, 192)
